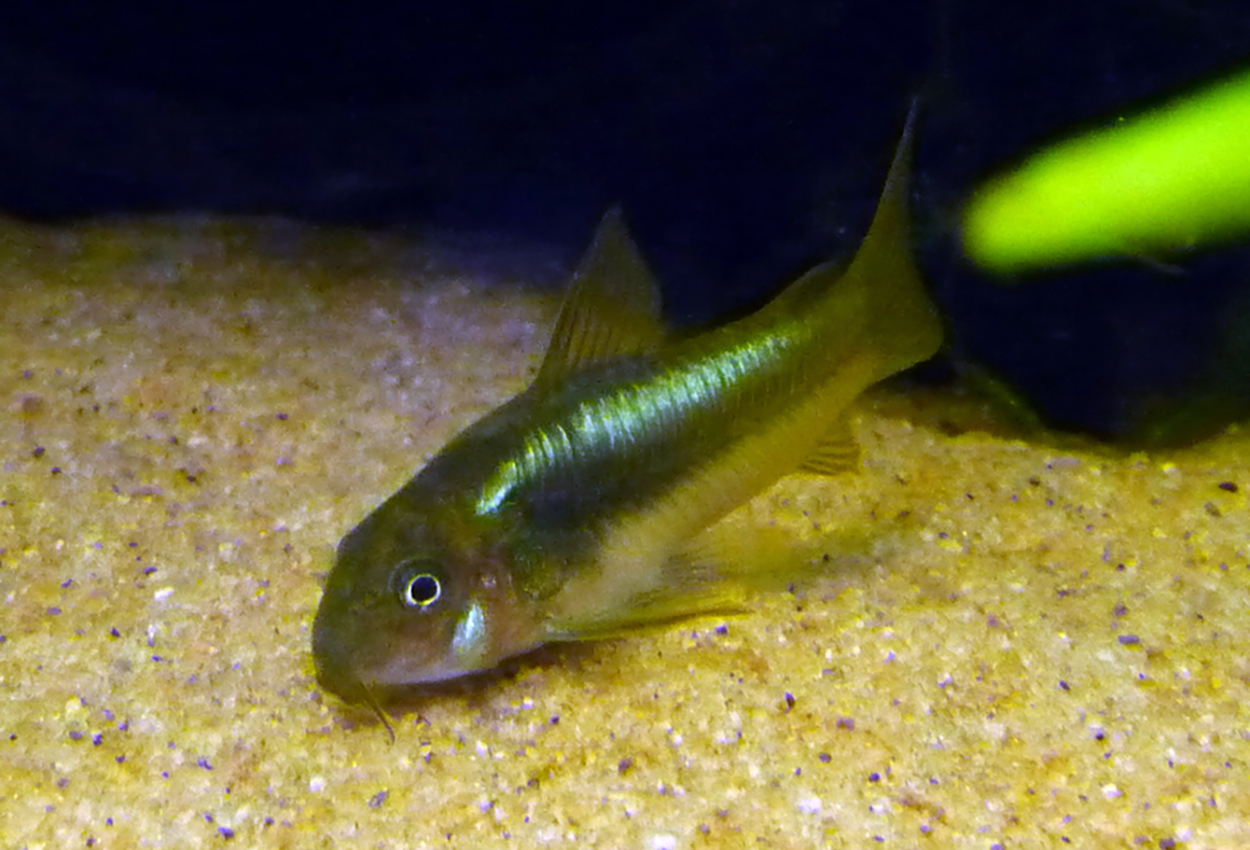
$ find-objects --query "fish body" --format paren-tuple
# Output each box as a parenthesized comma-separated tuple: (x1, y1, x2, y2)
(312, 111, 942, 709)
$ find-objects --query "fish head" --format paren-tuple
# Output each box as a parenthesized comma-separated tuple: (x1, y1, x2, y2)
(312, 494, 535, 703)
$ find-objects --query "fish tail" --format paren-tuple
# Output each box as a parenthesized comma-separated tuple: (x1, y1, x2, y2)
(834, 104, 944, 378)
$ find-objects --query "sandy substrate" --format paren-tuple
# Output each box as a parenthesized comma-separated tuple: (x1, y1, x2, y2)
(1, 218, 1247, 848)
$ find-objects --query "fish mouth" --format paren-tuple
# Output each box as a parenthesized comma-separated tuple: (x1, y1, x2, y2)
(369, 653, 478, 686)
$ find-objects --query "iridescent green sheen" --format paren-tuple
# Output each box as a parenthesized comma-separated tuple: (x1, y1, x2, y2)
(312, 109, 943, 706)
(475, 329, 795, 519)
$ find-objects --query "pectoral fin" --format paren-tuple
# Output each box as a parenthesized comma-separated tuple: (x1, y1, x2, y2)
(542, 522, 802, 641)
(545, 575, 746, 641)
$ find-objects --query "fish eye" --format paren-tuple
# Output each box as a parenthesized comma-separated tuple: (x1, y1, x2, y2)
(391, 561, 443, 610)
(402, 573, 441, 608)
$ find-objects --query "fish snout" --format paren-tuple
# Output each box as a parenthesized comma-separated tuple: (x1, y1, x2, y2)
(311, 605, 368, 704)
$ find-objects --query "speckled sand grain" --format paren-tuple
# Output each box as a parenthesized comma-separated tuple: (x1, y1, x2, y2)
(1, 218, 1248, 848)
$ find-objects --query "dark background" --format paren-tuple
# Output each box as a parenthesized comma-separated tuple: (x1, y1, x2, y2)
(3, 1, 1250, 444)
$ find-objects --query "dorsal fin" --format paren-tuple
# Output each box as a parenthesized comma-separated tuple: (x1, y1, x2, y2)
(535, 207, 665, 386)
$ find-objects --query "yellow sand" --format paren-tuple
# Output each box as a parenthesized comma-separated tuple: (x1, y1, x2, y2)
(1, 218, 1247, 848)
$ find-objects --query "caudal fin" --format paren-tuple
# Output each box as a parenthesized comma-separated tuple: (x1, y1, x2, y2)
(842, 104, 944, 377)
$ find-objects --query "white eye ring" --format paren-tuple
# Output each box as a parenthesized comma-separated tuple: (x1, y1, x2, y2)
(402, 573, 441, 608)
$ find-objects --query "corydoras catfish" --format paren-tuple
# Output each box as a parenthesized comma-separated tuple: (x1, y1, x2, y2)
(313, 110, 943, 727)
